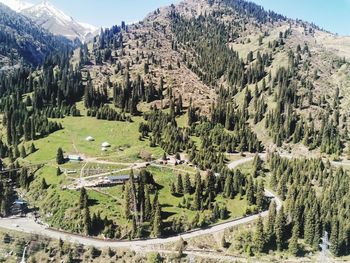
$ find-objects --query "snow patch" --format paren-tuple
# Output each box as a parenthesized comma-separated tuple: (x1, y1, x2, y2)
(20, 0, 98, 41)
(0, 0, 33, 12)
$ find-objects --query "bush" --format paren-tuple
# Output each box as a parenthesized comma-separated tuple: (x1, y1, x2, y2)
(147, 252, 162, 263)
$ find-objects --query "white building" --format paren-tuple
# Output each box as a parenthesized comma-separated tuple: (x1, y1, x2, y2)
(101, 142, 111, 147)
(86, 136, 95, 141)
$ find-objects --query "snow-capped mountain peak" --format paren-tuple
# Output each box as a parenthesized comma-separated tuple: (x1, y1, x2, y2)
(0, 0, 33, 12)
(20, 0, 98, 41)
(25, 0, 73, 24)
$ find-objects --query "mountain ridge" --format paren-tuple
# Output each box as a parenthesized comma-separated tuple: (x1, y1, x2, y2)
(0, 0, 98, 41)
(0, 2, 72, 68)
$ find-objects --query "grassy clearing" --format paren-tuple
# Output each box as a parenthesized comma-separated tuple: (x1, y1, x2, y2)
(26, 115, 163, 164)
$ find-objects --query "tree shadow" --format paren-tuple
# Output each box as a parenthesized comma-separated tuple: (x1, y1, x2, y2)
(171, 193, 183, 198)
(161, 211, 176, 220)
(87, 198, 99, 206)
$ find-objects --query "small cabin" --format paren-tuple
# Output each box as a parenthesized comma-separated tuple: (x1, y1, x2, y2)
(107, 175, 130, 183)
(101, 142, 111, 148)
(68, 155, 82, 162)
(86, 136, 95, 141)
(65, 169, 77, 174)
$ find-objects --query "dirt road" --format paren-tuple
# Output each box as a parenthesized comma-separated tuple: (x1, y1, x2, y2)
(0, 155, 281, 249)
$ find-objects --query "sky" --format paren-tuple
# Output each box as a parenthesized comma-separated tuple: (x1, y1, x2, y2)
(251, 0, 350, 36)
(30, 0, 350, 36)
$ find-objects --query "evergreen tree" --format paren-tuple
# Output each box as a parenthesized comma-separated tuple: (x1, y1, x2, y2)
(41, 178, 48, 190)
(289, 220, 299, 256)
(246, 176, 255, 205)
(177, 174, 183, 195)
(256, 180, 265, 211)
(144, 186, 152, 221)
(124, 183, 131, 219)
(252, 153, 263, 177)
(79, 187, 88, 209)
(254, 215, 265, 253)
(275, 206, 286, 251)
(184, 173, 191, 194)
(56, 147, 65, 164)
(152, 202, 163, 237)
(330, 218, 339, 256)
(20, 145, 26, 159)
(193, 182, 201, 211)
(84, 206, 91, 236)
(304, 209, 315, 245)
(30, 143, 36, 154)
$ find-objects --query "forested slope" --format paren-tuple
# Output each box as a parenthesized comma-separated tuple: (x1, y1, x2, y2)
(0, 3, 72, 69)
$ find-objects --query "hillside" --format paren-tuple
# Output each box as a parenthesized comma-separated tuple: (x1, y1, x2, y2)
(79, 0, 350, 157)
(1, 0, 350, 262)
(0, 3, 71, 69)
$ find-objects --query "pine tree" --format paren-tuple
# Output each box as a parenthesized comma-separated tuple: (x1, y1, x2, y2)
(224, 173, 233, 198)
(289, 221, 299, 256)
(56, 147, 65, 164)
(144, 186, 152, 221)
(124, 184, 131, 219)
(275, 206, 286, 251)
(177, 174, 183, 194)
(84, 206, 91, 236)
(330, 218, 339, 257)
(304, 209, 315, 245)
(79, 187, 88, 209)
(41, 178, 48, 190)
(132, 216, 137, 238)
(254, 215, 265, 253)
(19, 168, 28, 189)
(152, 202, 163, 237)
(256, 181, 265, 211)
(30, 143, 36, 154)
(128, 170, 137, 218)
(20, 145, 26, 159)
(246, 176, 255, 205)
(193, 183, 201, 211)
(313, 215, 321, 250)
(184, 173, 191, 194)
(252, 153, 263, 177)
(14, 145, 20, 159)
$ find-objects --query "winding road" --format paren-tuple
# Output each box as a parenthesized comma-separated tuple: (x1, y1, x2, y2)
(0, 155, 281, 250)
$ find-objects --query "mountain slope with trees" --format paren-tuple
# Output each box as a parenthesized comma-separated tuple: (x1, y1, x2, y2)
(0, 3, 71, 69)
(79, 0, 350, 158)
(0, 0, 350, 261)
